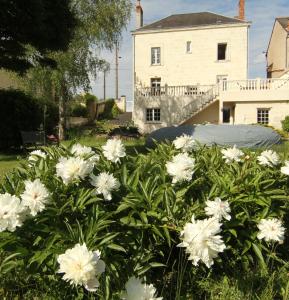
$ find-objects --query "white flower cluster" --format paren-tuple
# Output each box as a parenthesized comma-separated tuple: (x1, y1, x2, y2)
(90, 172, 120, 201)
(166, 153, 195, 184)
(28, 150, 47, 163)
(0, 193, 25, 232)
(173, 135, 195, 152)
(178, 215, 226, 268)
(281, 161, 289, 175)
(257, 150, 279, 167)
(121, 276, 162, 300)
(57, 243, 105, 292)
(56, 157, 94, 185)
(0, 179, 50, 232)
(221, 146, 244, 163)
(205, 197, 231, 221)
(257, 218, 285, 244)
(102, 139, 126, 163)
(71, 144, 99, 165)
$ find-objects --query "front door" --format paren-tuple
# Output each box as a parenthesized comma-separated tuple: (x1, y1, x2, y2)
(223, 108, 230, 123)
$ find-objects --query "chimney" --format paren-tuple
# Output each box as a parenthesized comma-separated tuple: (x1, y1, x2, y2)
(136, 0, 143, 29)
(238, 0, 245, 21)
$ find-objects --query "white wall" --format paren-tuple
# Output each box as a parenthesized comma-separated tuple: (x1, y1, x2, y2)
(267, 21, 288, 78)
(133, 24, 249, 87)
(234, 101, 289, 129)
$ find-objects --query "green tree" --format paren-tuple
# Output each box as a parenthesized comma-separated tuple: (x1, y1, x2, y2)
(0, 0, 76, 73)
(22, 0, 131, 140)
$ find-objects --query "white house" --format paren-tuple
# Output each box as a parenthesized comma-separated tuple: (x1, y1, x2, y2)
(132, 0, 289, 133)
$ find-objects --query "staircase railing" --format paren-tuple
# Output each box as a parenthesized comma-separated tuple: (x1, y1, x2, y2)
(179, 84, 219, 123)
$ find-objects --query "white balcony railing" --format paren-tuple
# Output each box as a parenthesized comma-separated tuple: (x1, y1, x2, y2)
(222, 78, 289, 92)
(135, 84, 215, 98)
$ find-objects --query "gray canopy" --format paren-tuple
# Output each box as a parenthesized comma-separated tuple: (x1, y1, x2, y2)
(146, 124, 282, 148)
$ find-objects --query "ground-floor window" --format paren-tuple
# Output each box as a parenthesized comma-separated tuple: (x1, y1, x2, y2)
(257, 108, 269, 125)
(146, 108, 161, 122)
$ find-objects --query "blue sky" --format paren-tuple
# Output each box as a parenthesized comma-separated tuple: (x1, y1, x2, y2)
(91, 0, 288, 109)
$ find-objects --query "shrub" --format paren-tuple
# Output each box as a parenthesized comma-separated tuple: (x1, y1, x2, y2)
(0, 89, 58, 149)
(71, 103, 87, 117)
(99, 99, 120, 119)
(282, 116, 289, 133)
(0, 141, 289, 298)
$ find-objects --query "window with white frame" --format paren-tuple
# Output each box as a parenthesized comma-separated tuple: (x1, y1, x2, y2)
(186, 41, 192, 53)
(146, 108, 161, 122)
(151, 47, 161, 65)
(217, 43, 227, 61)
(257, 108, 269, 125)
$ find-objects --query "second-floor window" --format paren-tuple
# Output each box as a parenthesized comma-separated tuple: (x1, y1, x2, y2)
(151, 47, 161, 65)
(186, 41, 192, 53)
(217, 43, 227, 61)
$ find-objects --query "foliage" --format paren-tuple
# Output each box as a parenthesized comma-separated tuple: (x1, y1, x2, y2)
(99, 99, 120, 119)
(282, 116, 289, 133)
(0, 141, 289, 298)
(71, 104, 87, 118)
(84, 93, 98, 105)
(20, 0, 131, 139)
(0, 0, 76, 73)
(0, 89, 58, 149)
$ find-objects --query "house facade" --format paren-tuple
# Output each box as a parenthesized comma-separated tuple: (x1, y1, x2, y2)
(267, 17, 289, 78)
(132, 1, 289, 134)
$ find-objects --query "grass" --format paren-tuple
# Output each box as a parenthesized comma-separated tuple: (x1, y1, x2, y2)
(0, 138, 288, 182)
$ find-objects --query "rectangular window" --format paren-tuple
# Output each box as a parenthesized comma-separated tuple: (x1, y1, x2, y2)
(150, 78, 161, 95)
(151, 47, 161, 65)
(218, 43, 227, 61)
(146, 108, 161, 122)
(257, 108, 269, 125)
(186, 41, 192, 53)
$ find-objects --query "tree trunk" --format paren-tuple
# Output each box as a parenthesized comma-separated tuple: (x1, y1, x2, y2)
(58, 81, 68, 141)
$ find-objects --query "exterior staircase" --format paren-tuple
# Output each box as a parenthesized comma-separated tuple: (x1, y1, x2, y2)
(179, 85, 219, 124)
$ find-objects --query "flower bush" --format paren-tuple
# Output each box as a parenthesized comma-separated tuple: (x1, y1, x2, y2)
(0, 140, 289, 298)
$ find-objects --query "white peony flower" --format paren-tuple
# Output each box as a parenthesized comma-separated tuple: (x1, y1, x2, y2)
(178, 215, 226, 268)
(166, 153, 195, 184)
(257, 218, 285, 244)
(28, 150, 47, 162)
(221, 145, 244, 163)
(102, 139, 126, 163)
(281, 161, 289, 176)
(205, 197, 231, 221)
(173, 135, 195, 152)
(21, 179, 50, 216)
(0, 193, 25, 232)
(57, 243, 105, 292)
(90, 172, 120, 201)
(121, 276, 162, 300)
(257, 150, 279, 167)
(71, 144, 99, 163)
(56, 157, 94, 185)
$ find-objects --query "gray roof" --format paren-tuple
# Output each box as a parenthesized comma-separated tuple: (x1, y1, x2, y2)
(135, 12, 247, 32)
(277, 17, 289, 30)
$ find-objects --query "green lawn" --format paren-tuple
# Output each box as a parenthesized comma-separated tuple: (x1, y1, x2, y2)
(0, 138, 288, 181)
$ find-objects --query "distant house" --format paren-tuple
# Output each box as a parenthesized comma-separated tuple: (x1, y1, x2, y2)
(132, 0, 289, 133)
(267, 17, 289, 78)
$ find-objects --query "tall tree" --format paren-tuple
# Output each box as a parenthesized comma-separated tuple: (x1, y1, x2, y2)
(0, 0, 76, 73)
(22, 0, 131, 140)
